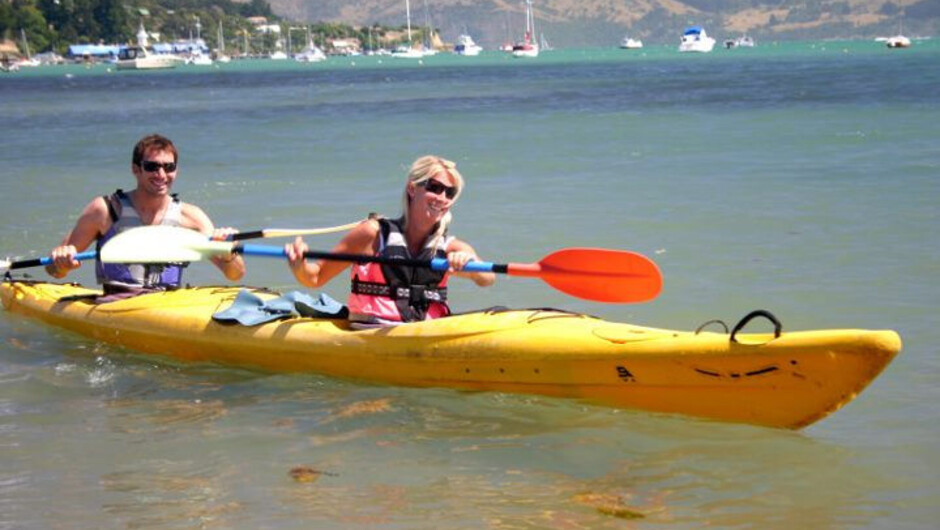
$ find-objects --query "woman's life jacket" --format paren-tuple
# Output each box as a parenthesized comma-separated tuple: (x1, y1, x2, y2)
(347, 217, 452, 323)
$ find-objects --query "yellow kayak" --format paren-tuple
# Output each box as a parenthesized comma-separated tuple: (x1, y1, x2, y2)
(1, 280, 901, 429)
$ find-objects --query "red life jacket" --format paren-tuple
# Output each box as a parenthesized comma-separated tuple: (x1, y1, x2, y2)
(348, 217, 451, 323)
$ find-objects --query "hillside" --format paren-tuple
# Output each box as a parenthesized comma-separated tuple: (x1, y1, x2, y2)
(260, 0, 939, 48)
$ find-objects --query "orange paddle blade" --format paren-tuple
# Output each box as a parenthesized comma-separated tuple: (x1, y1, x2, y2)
(507, 248, 662, 303)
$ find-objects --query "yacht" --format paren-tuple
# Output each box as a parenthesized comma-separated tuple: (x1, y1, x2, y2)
(391, 45, 427, 59)
(391, 0, 432, 58)
(115, 46, 179, 70)
(454, 35, 483, 56)
(880, 17, 912, 49)
(116, 21, 180, 70)
(295, 41, 327, 62)
(619, 36, 643, 49)
(678, 26, 716, 53)
(511, 0, 539, 58)
(884, 35, 911, 48)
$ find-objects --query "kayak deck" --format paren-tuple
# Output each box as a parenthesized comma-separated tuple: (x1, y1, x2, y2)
(1, 281, 901, 429)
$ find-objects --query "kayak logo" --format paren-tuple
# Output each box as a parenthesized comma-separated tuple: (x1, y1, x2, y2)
(616, 366, 636, 383)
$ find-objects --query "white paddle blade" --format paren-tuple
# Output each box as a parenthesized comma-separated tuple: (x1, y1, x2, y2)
(0, 259, 11, 275)
(100, 226, 234, 263)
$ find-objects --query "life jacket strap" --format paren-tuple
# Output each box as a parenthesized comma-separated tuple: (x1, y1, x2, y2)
(351, 279, 447, 303)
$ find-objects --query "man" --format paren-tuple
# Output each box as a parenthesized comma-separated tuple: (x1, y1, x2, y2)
(47, 134, 244, 293)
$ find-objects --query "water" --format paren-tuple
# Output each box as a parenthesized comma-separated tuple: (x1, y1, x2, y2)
(2, 41, 938, 527)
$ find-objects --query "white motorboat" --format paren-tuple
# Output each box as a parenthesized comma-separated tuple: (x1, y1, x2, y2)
(678, 26, 716, 53)
(116, 22, 179, 70)
(620, 36, 643, 49)
(454, 34, 482, 56)
(115, 46, 179, 70)
(511, 0, 539, 58)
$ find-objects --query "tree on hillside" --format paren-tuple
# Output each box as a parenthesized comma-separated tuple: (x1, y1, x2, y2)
(93, 0, 131, 43)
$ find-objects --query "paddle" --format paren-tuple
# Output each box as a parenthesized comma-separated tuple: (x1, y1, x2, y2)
(0, 219, 364, 275)
(223, 220, 363, 241)
(101, 226, 663, 303)
(0, 251, 98, 276)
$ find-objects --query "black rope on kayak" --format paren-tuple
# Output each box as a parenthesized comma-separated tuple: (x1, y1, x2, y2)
(730, 309, 782, 343)
(694, 319, 729, 334)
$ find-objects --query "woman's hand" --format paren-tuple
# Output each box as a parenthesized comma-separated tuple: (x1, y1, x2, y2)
(447, 250, 477, 272)
(285, 236, 320, 288)
(285, 237, 309, 268)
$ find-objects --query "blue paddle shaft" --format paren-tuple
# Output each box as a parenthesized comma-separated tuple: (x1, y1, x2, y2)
(237, 244, 498, 273)
(10, 250, 98, 270)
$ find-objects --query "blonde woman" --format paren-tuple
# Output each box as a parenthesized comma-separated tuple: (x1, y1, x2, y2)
(286, 155, 495, 326)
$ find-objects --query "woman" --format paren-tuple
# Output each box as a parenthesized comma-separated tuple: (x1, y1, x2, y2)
(286, 156, 495, 326)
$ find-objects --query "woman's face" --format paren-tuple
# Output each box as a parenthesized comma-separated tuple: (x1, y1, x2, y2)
(409, 171, 458, 226)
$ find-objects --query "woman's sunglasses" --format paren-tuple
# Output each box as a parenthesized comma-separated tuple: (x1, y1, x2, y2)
(419, 179, 457, 199)
(140, 160, 178, 173)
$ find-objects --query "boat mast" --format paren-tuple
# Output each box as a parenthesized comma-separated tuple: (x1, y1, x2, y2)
(524, 0, 535, 44)
(423, 0, 432, 50)
(405, 0, 413, 45)
(20, 28, 31, 59)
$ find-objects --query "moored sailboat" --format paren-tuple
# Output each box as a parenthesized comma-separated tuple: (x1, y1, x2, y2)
(511, 0, 539, 58)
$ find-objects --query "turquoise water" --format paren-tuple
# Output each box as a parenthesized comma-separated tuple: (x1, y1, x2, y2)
(2, 40, 938, 527)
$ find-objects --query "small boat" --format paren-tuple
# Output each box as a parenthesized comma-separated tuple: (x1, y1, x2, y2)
(724, 35, 755, 49)
(214, 23, 231, 63)
(14, 29, 41, 67)
(454, 34, 483, 56)
(391, 0, 433, 58)
(184, 51, 213, 66)
(391, 45, 427, 59)
(295, 27, 327, 63)
(620, 36, 643, 49)
(679, 26, 716, 53)
(0, 281, 902, 429)
(115, 46, 179, 70)
(295, 41, 327, 62)
(880, 16, 912, 49)
(511, 0, 540, 58)
(884, 35, 911, 48)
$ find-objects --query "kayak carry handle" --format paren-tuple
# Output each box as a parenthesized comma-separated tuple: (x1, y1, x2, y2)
(730, 309, 782, 343)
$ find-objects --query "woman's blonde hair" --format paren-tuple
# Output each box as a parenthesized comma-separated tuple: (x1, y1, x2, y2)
(401, 155, 464, 247)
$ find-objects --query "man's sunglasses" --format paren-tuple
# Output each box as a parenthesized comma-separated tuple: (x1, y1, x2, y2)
(140, 160, 178, 173)
(419, 179, 457, 199)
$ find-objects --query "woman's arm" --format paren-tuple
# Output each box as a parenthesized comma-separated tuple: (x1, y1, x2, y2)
(286, 218, 380, 288)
